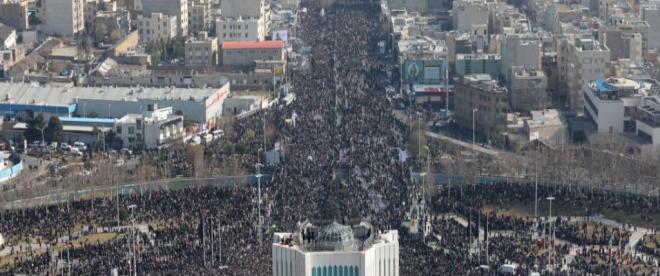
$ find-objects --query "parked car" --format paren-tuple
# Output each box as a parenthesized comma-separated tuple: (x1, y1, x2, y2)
(73, 141, 87, 151)
(60, 143, 71, 151)
(70, 147, 83, 156)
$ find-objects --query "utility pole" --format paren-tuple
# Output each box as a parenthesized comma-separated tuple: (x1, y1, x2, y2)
(255, 163, 264, 245)
(211, 218, 214, 266)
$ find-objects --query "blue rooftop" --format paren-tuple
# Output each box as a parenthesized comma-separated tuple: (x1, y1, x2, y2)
(59, 117, 117, 124)
(594, 80, 616, 93)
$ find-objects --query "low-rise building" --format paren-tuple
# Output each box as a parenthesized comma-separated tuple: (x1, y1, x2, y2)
(221, 40, 284, 67)
(635, 97, 660, 153)
(524, 109, 568, 145)
(184, 32, 217, 67)
(116, 104, 184, 149)
(454, 74, 509, 139)
(583, 78, 644, 134)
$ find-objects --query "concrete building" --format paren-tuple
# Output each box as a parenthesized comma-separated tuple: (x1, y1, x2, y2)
(187, 0, 212, 34)
(599, 21, 648, 62)
(272, 221, 399, 276)
(452, 0, 489, 33)
(43, 0, 85, 36)
(137, 13, 178, 43)
(454, 74, 509, 139)
(501, 33, 542, 83)
(140, 0, 188, 37)
(642, 4, 660, 51)
(557, 36, 610, 113)
(115, 105, 184, 149)
(216, 17, 259, 43)
(524, 109, 568, 146)
(0, 82, 230, 129)
(0, 0, 29, 31)
(509, 67, 547, 112)
(635, 96, 660, 153)
(219, 0, 261, 18)
(184, 31, 217, 67)
(455, 53, 501, 80)
(583, 78, 643, 134)
(221, 40, 283, 67)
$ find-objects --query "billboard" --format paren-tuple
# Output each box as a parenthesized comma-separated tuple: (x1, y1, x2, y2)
(272, 30, 288, 42)
(403, 59, 448, 84)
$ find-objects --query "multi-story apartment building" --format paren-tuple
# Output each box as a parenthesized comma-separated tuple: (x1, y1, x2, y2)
(137, 13, 178, 43)
(141, 0, 188, 37)
(509, 67, 548, 112)
(216, 17, 259, 43)
(454, 74, 509, 139)
(642, 4, 660, 51)
(455, 53, 502, 80)
(187, 0, 212, 34)
(43, 0, 85, 36)
(557, 36, 610, 114)
(0, 0, 29, 31)
(184, 31, 217, 67)
(500, 33, 542, 84)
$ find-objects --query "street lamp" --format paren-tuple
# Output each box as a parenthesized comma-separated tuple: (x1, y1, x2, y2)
(255, 163, 264, 245)
(546, 196, 555, 272)
(472, 108, 478, 155)
(128, 204, 137, 276)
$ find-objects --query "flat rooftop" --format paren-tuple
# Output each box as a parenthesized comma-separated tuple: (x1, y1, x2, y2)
(0, 82, 222, 106)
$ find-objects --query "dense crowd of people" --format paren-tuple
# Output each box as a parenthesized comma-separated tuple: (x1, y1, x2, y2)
(0, 1, 658, 275)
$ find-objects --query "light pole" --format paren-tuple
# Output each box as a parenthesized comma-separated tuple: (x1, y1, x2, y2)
(255, 163, 264, 245)
(547, 196, 555, 272)
(128, 204, 137, 276)
(472, 108, 478, 155)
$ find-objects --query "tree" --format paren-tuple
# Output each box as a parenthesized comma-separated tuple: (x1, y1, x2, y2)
(45, 116, 63, 142)
(25, 114, 46, 142)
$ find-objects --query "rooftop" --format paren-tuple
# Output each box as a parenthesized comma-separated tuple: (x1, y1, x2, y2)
(0, 82, 223, 106)
(221, 41, 284, 50)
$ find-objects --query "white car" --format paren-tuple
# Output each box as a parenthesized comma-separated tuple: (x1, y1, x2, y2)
(60, 143, 71, 151)
(70, 147, 83, 156)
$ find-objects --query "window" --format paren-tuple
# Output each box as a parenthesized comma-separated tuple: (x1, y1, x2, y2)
(128, 126, 135, 134)
(116, 126, 122, 134)
(136, 119, 142, 129)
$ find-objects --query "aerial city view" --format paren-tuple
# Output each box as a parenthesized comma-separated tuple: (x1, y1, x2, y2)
(0, 0, 658, 274)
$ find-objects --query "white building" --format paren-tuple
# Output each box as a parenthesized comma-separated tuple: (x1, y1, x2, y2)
(140, 0, 188, 37)
(43, 0, 85, 36)
(116, 105, 184, 149)
(583, 78, 643, 134)
(137, 13, 178, 43)
(216, 16, 259, 43)
(525, 109, 568, 146)
(272, 221, 399, 276)
(636, 97, 660, 153)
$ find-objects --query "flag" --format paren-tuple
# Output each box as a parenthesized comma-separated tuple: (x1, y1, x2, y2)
(398, 149, 407, 163)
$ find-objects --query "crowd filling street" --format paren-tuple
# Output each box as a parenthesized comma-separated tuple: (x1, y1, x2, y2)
(0, 1, 658, 275)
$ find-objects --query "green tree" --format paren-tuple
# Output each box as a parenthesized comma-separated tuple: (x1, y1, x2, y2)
(25, 114, 46, 142)
(45, 116, 63, 142)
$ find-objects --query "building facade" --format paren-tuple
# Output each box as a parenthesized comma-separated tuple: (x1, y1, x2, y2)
(221, 40, 283, 67)
(184, 32, 217, 67)
(0, 0, 29, 31)
(140, 0, 189, 37)
(116, 105, 184, 149)
(43, 0, 85, 36)
(454, 74, 509, 139)
(187, 0, 212, 34)
(642, 4, 660, 51)
(272, 221, 399, 276)
(509, 67, 547, 112)
(137, 13, 178, 43)
(500, 33, 542, 84)
(216, 17, 259, 43)
(455, 53, 501, 80)
(557, 36, 610, 114)
(583, 78, 644, 134)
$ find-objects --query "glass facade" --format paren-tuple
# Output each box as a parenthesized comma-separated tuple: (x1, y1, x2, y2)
(311, 266, 358, 276)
